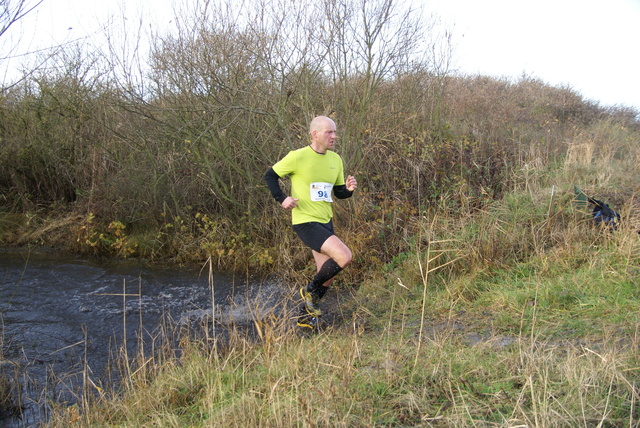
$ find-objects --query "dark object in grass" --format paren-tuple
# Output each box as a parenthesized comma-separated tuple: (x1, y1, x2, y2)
(574, 186, 622, 232)
(588, 197, 621, 231)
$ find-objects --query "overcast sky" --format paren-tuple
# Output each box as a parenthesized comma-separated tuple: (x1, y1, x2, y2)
(431, 0, 640, 109)
(5, 0, 640, 110)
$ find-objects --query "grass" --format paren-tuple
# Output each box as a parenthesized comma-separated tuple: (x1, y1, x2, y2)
(2, 143, 635, 426)
(40, 188, 640, 426)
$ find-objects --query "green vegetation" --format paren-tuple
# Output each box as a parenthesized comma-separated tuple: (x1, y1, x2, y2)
(2, 0, 640, 425)
(45, 212, 640, 426)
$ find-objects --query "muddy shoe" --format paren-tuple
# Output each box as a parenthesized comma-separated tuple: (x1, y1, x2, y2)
(296, 309, 318, 329)
(300, 286, 322, 317)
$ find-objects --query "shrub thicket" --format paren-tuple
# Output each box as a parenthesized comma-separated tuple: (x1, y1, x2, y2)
(1, 0, 638, 275)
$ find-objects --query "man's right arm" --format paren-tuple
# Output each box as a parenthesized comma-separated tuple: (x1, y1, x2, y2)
(264, 167, 287, 203)
(265, 167, 299, 210)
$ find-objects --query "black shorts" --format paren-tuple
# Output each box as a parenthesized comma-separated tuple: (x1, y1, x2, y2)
(292, 220, 334, 252)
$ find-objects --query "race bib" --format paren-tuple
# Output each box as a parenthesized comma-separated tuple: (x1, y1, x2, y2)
(310, 182, 333, 202)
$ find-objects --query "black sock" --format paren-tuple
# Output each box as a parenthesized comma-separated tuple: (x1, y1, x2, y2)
(306, 258, 342, 297)
(316, 284, 329, 299)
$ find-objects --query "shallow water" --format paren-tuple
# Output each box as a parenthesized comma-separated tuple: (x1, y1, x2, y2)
(0, 248, 285, 427)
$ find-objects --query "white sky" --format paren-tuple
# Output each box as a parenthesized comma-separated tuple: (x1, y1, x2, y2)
(430, 0, 640, 109)
(5, 0, 640, 110)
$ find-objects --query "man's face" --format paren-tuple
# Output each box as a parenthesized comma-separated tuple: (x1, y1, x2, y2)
(313, 119, 337, 152)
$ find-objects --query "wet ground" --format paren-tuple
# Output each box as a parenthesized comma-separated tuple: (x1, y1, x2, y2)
(0, 248, 292, 427)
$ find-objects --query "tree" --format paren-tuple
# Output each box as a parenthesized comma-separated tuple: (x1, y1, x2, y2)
(1, 0, 44, 87)
(1, 0, 43, 52)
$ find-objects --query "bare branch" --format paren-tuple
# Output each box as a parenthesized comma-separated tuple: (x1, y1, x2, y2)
(0, 0, 43, 39)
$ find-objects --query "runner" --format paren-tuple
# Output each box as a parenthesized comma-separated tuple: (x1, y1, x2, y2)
(264, 115, 357, 328)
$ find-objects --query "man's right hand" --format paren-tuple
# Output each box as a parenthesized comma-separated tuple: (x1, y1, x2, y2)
(281, 197, 299, 210)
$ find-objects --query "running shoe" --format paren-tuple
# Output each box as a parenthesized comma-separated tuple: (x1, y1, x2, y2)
(300, 286, 322, 317)
(296, 311, 318, 329)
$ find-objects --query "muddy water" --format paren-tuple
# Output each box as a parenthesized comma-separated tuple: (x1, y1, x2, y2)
(0, 248, 287, 427)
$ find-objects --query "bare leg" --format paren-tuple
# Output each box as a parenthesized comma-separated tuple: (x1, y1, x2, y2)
(312, 235, 352, 289)
(319, 235, 352, 268)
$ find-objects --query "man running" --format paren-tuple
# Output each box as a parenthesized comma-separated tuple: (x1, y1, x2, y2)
(264, 116, 357, 325)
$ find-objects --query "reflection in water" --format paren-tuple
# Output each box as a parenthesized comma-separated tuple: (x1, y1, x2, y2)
(0, 248, 286, 427)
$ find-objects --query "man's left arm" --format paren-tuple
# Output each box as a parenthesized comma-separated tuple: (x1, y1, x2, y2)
(333, 175, 357, 199)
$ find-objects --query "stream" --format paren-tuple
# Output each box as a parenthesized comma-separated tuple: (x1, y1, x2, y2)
(0, 248, 288, 427)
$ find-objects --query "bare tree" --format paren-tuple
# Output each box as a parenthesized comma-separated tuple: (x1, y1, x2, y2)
(0, 0, 42, 39)
(1, 0, 43, 61)
(1, 0, 44, 87)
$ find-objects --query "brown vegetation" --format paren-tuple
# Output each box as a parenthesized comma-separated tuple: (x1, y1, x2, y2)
(1, 0, 638, 279)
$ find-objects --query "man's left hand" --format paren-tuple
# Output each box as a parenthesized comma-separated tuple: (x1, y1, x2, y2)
(346, 175, 357, 192)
